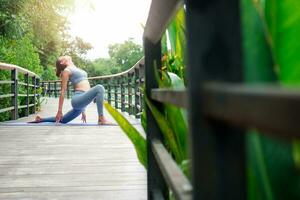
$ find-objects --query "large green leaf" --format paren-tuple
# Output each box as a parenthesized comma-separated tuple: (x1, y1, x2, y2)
(161, 33, 168, 55)
(162, 72, 188, 159)
(293, 140, 300, 169)
(153, 65, 188, 161)
(167, 8, 186, 60)
(243, 0, 300, 199)
(264, 0, 300, 179)
(241, 0, 276, 199)
(264, 0, 300, 198)
(242, 0, 277, 83)
(144, 94, 184, 163)
(104, 102, 147, 169)
(265, 0, 300, 84)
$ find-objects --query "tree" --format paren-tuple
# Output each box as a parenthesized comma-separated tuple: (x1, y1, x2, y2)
(85, 58, 117, 77)
(87, 38, 143, 77)
(61, 36, 93, 68)
(108, 38, 143, 71)
(1, 0, 95, 81)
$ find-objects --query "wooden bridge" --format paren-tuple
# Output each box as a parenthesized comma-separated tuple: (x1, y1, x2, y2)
(0, 97, 147, 199)
(1, 0, 300, 199)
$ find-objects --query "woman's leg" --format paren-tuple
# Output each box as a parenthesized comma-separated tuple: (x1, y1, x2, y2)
(32, 84, 107, 124)
(71, 84, 105, 116)
(72, 84, 111, 124)
(35, 108, 83, 123)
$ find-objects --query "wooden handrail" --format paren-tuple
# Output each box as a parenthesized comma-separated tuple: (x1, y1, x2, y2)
(88, 57, 144, 80)
(143, 0, 190, 199)
(0, 63, 40, 120)
(41, 58, 144, 83)
(143, 0, 183, 44)
(152, 139, 192, 200)
(151, 83, 300, 139)
(0, 62, 39, 77)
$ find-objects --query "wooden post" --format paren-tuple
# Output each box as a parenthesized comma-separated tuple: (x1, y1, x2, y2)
(32, 76, 37, 114)
(128, 73, 132, 115)
(11, 69, 18, 120)
(41, 82, 45, 96)
(138, 63, 144, 118)
(134, 68, 139, 117)
(25, 73, 29, 116)
(114, 78, 118, 109)
(54, 81, 57, 98)
(185, 0, 246, 199)
(108, 78, 111, 104)
(121, 76, 125, 112)
(144, 37, 168, 199)
(48, 82, 51, 97)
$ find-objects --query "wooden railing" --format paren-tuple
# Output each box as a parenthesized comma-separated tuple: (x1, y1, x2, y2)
(143, 0, 300, 199)
(41, 58, 145, 118)
(143, 0, 192, 199)
(0, 63, 40, 120)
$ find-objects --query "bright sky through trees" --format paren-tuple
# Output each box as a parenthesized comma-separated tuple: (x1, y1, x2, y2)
(67, 0, 151, 60)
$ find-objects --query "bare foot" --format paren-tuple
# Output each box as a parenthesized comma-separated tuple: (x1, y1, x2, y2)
(28, 115, 42, 123)
(35, 115, 42, 122)
(98, 116, 113, 125)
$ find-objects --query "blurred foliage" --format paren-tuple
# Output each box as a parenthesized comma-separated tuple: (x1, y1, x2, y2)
(161, 54, 184, 81)
(264, 0, 300, 84)
(242, 0, 300, 199)
(155, 7, 189, 167)
(166, 8, 186, 67)
(139, 7, 189, 177)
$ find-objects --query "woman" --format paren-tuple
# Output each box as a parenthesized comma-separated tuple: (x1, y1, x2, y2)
(33, 55, 111, 124)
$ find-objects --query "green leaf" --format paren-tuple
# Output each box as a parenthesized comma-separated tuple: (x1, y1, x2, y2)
(246, 132, 274, 200)
(293, 141, 300, 169)
(163, 72, 188, 159)
(263, 1, 300, 198)
(161, 33, 168, 55)
(141, 109, 147, 133)
(242, 0, 300, 199)
(265, 0, 300, 84)
(180, 159, 191, 178)
(241, 0, 277, 83)
(153, 67, 188, 161)
(144, 94, 184, 163)
(241, 0, 276, 199)
(104, 102, 147, 169)
(167, 8, 186, 60)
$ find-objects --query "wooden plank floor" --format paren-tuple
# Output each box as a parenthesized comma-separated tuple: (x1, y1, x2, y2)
(0, 98, 147, 200)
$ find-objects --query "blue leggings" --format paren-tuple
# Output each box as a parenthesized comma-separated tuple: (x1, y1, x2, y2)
(39, 84, 105, 123)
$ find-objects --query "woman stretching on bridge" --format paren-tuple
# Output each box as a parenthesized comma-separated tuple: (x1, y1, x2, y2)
(32, 55, 111, 125)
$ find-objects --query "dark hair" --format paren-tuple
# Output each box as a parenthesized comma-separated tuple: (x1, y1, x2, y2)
(55, 59, 67, 77)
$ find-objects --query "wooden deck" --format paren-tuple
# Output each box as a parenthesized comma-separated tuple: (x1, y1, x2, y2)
(0, 98, 147, 200)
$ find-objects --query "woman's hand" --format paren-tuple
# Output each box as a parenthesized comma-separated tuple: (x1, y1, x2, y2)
(55, 111, 63, 123)
(81, 112, 87, 123)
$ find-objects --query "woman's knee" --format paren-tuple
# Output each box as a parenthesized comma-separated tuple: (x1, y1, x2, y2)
(95, 84, 105, 93)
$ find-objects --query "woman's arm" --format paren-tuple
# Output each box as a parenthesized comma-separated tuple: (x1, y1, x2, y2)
(55, 70, 70, 122)
(81, 111, 87, 123)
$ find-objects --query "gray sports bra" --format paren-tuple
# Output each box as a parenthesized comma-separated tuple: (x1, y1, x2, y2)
(64, 66, 88, 85)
